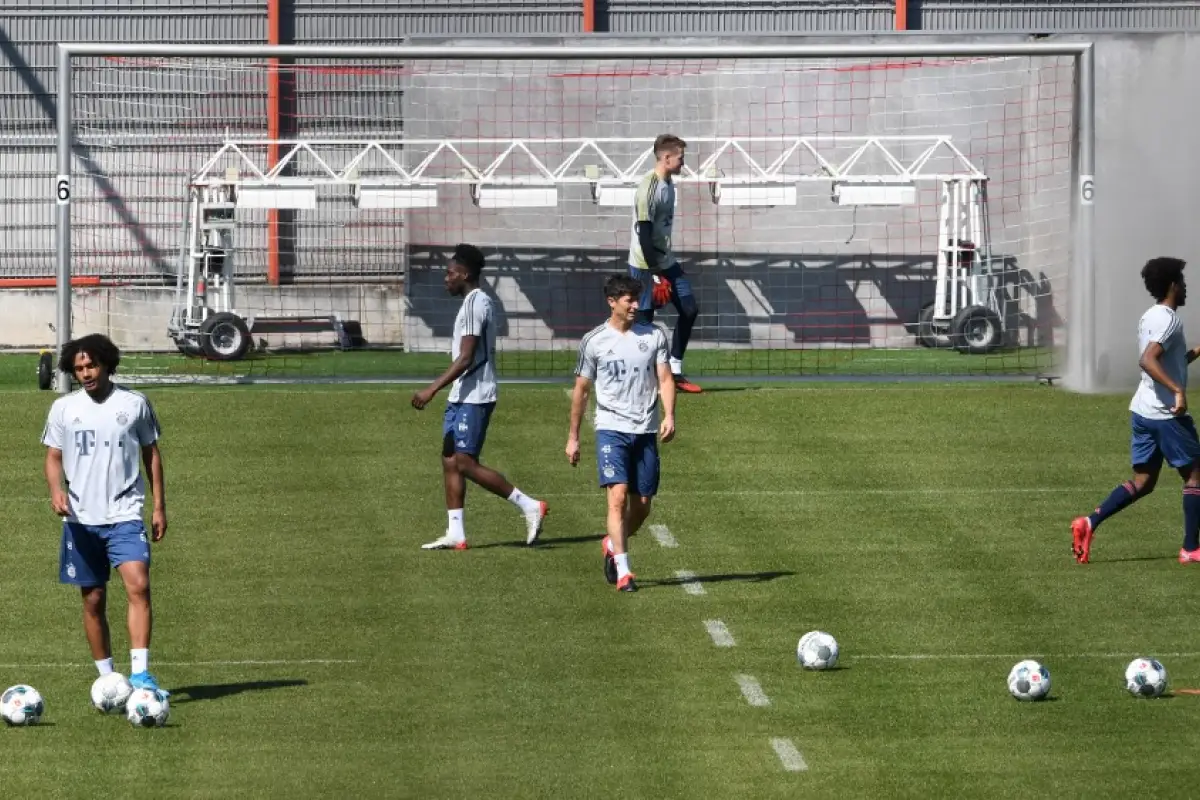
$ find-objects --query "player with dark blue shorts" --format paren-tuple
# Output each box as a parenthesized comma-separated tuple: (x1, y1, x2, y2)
(566, 274, 678, 592)
(42, 333, 169, 693)
(412, 244, 547, 550)
(1072, 257, 1200, 563)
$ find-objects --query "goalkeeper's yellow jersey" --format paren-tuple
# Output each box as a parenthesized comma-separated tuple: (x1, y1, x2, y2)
(627, 170, 676, 270)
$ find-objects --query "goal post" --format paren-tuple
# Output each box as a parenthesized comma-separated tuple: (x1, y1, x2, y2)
(50, 41, 1095, 392)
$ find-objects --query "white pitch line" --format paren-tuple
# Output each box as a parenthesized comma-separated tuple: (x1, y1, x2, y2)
(704, 619, 736, 648)
(675, 569, 706, 596)
(856, 652, 1200, 661)
(770, 738, 808, 772)
(650, 524, 678, 548)
(537, 486, 1093, 499)
(7, 487, 1096, 504)
(0, 658, 360, 669)
(735, 674, 771, 707)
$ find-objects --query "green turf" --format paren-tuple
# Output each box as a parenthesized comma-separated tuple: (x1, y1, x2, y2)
(0, 343, 1060, 389)
(2, 380, 1195, 798)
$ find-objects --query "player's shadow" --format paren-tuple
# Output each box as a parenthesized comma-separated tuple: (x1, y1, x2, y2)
(169, 679, 308, 704)
(643, 570, 795, 588)
(472, 533, 606, 550)
(1095, 555, 1179, 563)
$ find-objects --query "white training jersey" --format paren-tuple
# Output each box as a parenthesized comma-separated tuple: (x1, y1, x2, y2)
(627, 170, 677, 271)
(1130, 303, 1190, 420)
(449, 287, 498, 404)
(575, 321, 669, 434)
(41, 385, 161, 526)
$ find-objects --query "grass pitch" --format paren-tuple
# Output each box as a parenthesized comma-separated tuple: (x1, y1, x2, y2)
(1, 362, 1197, 798)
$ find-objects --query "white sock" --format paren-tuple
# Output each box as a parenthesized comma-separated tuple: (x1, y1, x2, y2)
(95, 658, 114, 677)
(447, 509, 465, 541)
(669, 357, 683, 376)
(614, 553, 631, 579)
(131, 648, 148, 675)
(507, 488, 541, 515)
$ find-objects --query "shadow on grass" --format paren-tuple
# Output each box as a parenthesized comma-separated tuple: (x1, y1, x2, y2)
(169, 679, 308, 704)
(642, 570, 796, 588)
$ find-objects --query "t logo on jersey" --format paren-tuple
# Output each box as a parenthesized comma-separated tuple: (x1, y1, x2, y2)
(74, 429, 96, 456)
(603, 359, 628, 381)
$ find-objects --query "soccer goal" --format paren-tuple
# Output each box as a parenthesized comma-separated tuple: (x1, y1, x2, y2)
(46, 41, 1095, 391)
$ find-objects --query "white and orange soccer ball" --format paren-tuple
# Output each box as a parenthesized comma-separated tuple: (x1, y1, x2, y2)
(125, 688, 170, 728)
(1007, 659, 1051, 701)
(1, 684, 45, 726)
(1125, 657, 1168, 698)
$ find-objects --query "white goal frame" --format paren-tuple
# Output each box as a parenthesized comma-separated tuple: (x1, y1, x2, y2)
(52, 41, 1096, 393)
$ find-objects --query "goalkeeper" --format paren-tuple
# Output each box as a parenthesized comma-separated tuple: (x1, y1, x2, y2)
(627, 133, 702, 394)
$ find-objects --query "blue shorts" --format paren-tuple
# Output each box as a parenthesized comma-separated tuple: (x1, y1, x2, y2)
(629, 262, 692, 311)
(60, 520, 151, 587)
(597, 430, 660, 497)
(443, 402, 495, 457)
(1131, 412, 1200, 469)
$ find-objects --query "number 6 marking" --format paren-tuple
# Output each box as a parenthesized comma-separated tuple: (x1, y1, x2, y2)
(55, 175, 70, 205)
(1080, 175, 1094, 205)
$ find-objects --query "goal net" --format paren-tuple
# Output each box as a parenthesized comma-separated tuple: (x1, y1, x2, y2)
(49, 45, 1080, 385)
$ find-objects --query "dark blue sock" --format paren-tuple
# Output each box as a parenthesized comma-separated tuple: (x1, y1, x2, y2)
(1183, 487, 1200, 551)
(1088, 480, 1141, 530)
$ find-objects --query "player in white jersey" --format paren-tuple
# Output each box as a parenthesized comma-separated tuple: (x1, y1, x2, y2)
(411, 244, 548, 549)
(1071, 257, 1200, 564)
(566, 274, 677, 592)
(628, 133, 703, 395)
(41, 334, 169, 694)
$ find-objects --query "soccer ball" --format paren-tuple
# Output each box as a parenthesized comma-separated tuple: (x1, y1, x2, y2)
(796, 630, 840, 670)
(125, 688, 170, 728)
(91, 672, 133, 714)
(1007, 659, 1052, 701)
(1, 684, 45, 726)
(1125, 657, 1168, 698)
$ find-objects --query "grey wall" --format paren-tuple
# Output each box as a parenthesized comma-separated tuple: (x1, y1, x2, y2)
(1088, 32, 1200, 393)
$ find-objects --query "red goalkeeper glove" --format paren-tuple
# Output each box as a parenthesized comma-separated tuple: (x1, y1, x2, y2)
(651, 274, 672, 308)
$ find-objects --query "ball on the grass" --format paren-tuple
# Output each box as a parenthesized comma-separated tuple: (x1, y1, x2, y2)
(91, 672, 133, 714)
(796, 630, 839, 670)
(1124, 657, 1168, 698)
(125, 688, 170, 728)
(1007, 659, 1051, 701)
(1, 684, 45, 726)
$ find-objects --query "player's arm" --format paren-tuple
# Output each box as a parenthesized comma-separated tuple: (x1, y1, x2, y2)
(634, 181, 661, 272)
(657, 362, 676, 443)
(141, 442, 167, 541)
(41, 404, 69, 516)
(566, 375, 592, 466)
(655, 330, 675, 442)
(1140, 341, 1187, 414)
(567, 336, 598, 466)
(44, 447, 70, 517)
(1188, 345, 1200, 364)
(412, 335, 478, 410)
(135, 399, 168, 540)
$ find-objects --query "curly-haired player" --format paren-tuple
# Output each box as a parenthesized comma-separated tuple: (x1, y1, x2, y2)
(42, 333, 169, 693)
(1071, 257, 1200, 564)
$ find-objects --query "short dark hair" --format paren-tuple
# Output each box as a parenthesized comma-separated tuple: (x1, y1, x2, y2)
(59, 333, 121, 375)
(604, 274, 642, 301)
(451, 243, 485, 281)
(1142, 257, 1187, 302)
(654, 133, 687, 158)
